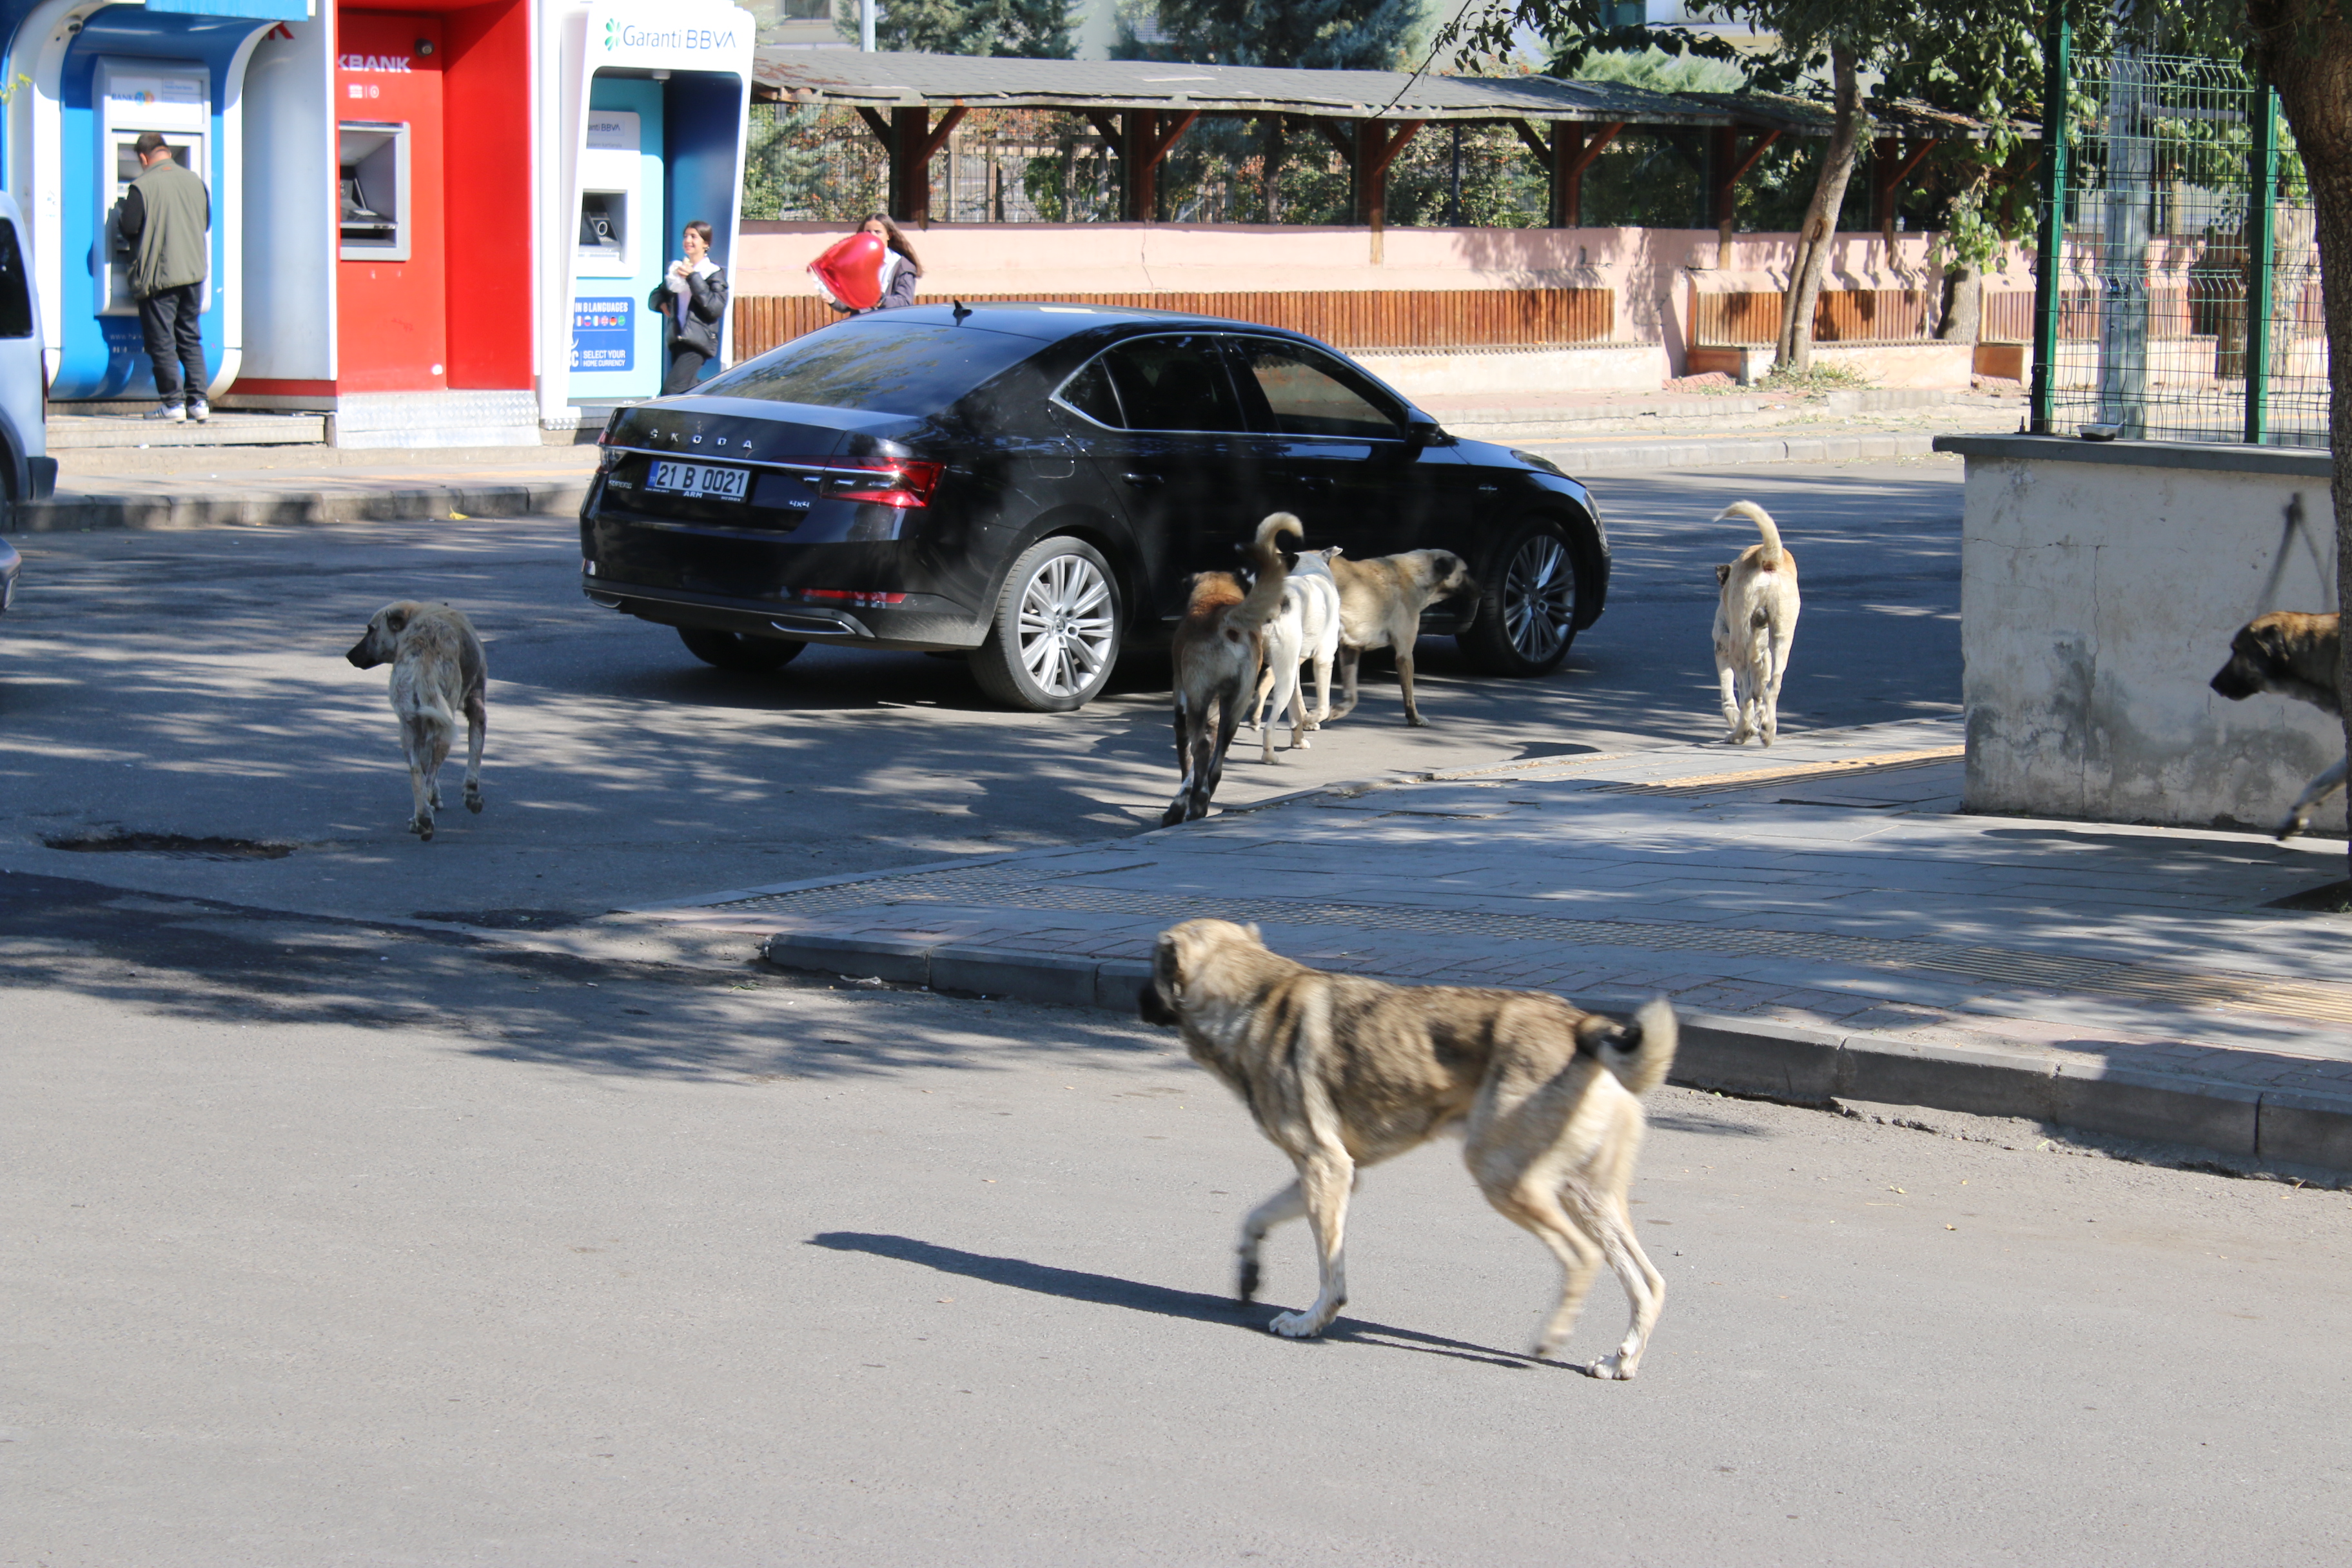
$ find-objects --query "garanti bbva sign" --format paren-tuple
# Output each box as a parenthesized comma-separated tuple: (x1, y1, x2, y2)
(589, 0, 754, 70)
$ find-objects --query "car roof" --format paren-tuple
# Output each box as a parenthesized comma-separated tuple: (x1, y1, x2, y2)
(864, 302, 1319, 345)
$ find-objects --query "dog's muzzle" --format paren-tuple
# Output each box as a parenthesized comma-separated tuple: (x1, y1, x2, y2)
(346, 642, 381, 669)
(1137, 983, 1180, 1027)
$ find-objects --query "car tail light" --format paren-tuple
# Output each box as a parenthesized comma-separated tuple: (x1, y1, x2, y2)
(801, 589, 907, 608)
(821, 459, 943, 509)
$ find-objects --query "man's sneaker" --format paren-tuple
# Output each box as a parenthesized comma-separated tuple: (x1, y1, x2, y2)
(186, 400, 210, 424)
(142, 402, 186, 423)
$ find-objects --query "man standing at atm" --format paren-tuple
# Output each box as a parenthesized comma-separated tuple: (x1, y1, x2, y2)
(117, 131, 211, 424)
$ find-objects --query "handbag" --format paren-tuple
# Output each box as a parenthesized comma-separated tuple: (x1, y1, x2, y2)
(654, 268, 725, 357)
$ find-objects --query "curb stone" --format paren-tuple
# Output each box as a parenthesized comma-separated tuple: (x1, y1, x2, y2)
(758, 930, 2352, 1174)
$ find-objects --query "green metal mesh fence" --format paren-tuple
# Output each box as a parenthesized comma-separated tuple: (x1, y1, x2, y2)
(2035, 49, 2327, 447)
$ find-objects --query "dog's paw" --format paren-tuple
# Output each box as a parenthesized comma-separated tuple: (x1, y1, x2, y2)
(1268, 1309, 1326, 1339)
(415, 819, 435, 842)
(1586, 1353, 1638, 1381)
(466, 790, 484, 815)
(1237, 1259, 1261, 1302)
(1406, 715, 1430, 729)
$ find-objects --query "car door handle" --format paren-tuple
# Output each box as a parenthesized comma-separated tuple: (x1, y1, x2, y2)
(1121, 471, 1164, 489)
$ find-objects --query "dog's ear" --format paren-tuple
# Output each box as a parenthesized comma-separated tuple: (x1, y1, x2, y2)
(1716, 562, 1732, 585)
(382, 605, 412, 636)
(1244, 922, 1263, 945)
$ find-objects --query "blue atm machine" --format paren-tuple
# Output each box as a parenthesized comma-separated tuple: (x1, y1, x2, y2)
(561, 0, 753, 413)
(29, 3, 302, 402)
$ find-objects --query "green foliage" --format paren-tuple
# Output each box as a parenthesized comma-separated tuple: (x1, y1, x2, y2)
(1113, 0, 1426, 70)
(835, 0, 1077, 57)
(1556, 41, 1749, 93)
(1758, 359, 1874, 391)
(740, 104, 885, 222)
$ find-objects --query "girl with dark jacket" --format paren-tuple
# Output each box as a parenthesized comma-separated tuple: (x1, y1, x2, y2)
(652, 219, 728, 394)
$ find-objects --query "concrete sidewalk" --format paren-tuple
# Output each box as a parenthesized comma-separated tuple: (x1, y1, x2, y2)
(638, 717, 2352, 1174)
(15, 384, 2012, 532)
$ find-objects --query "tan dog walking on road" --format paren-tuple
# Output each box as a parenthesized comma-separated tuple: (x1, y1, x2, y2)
(1325, 547, 1476, 727)
(346, 601, 488, 842)
(1162, 514, 1298, 826)
(1711, 501, 1800, 745)
(1139, 917, 1679, 1379)
(2209, 609, 2346, 839)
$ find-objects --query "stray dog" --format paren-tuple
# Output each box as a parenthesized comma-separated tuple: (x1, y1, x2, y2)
(1711, 501, 1800, 745)
(2209, 609, 2344, 839)
(1139, 917, 1678, 1379)
(1163, 515, 1298, 826)
(346, 601, 487, 841)
(1326, 548, 1476, 727)
(1248, 547, 1344, 763)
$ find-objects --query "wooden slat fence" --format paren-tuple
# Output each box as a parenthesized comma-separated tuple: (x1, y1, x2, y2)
(1694, 288, 1939, 348)
(732, 288, 1616, 361)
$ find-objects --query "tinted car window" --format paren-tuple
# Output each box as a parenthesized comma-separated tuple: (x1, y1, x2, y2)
(0, 220, 30, 339)
(1054, 356, 1124, 427)
(696, 321, 1041, 416)
(1097, 335, 1248, 433)
(1232, 338, 1402, 439)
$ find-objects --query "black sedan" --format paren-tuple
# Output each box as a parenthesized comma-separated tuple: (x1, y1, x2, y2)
(580, 304, 1609, 712)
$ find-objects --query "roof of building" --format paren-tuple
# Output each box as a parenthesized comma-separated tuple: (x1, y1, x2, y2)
(750, 51, 2015, 138)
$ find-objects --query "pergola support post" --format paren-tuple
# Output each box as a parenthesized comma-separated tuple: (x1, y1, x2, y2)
(1870, 136, 1936, 244)
(1351, 118, 1425, 257)
(881, 104, 966, 228)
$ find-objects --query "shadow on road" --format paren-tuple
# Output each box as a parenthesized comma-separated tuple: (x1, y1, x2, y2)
(807, 1230, 1574, 1372)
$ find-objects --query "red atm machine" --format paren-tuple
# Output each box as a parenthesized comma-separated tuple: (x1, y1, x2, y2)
(335, 12, 447, 391)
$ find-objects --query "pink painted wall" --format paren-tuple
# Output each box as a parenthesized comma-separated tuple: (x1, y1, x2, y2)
(734, 221, 2030, 382)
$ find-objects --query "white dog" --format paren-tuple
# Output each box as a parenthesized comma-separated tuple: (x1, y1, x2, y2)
(1711, 502, 1800, 746)
(1249, 548, 1344, 763)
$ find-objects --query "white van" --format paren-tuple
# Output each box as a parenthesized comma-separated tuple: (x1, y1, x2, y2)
(0, 188, 50, 603)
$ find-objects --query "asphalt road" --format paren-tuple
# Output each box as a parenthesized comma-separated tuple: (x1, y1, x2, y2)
(0, 458, 1961, 925)
(3, 874, 2347, 1565)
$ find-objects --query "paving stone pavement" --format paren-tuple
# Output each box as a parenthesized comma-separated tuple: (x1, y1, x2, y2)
(641, 716, 2352, 1166)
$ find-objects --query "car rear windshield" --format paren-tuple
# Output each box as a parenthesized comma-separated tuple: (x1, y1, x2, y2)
(696, 321, 1041, 416)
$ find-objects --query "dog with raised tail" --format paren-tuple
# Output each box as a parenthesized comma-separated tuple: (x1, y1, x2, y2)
(1139, 917, 1679, 1379)
(346, 601, 488, 842)
(1162, 514, 1298, 826)
(2209, 609, 2345, 839)
(1711, 500, 1800, 746)
(1248, 546, 1344, 764)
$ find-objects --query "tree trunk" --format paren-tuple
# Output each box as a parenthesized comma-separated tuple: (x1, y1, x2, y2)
(1939, 263, 1983, 342)
(2251, 0, 2352, 881)
(1776, 44, 1867, 373)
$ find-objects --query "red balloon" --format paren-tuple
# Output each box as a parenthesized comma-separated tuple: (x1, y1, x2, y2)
(809, 232, 894, 311)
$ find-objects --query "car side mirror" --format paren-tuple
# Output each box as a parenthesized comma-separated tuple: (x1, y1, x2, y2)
(1404, 413, 1444, 449)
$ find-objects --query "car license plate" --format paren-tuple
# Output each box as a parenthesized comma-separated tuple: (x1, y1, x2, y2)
(646, 460, 750, 501)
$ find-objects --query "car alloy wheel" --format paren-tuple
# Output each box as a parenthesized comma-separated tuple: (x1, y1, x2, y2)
(1460, 518, 1579, 677)
(972, 536, 1123, 712)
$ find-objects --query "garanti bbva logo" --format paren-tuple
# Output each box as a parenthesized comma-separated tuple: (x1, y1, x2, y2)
(603, 17, 739, 51)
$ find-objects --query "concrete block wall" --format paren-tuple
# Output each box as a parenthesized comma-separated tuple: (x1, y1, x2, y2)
(1945, 435, 2345, 834)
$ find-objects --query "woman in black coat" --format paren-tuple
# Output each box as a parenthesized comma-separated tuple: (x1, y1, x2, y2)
(652, 219, 728, 394)
(832, 213, 921, 313)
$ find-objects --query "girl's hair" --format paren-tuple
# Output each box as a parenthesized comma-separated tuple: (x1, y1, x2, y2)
(683, 219, 716, 251)
(864, 213, 923, 277)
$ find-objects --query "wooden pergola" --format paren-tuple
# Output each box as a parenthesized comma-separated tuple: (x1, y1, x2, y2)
(751, 52, 2015, 235)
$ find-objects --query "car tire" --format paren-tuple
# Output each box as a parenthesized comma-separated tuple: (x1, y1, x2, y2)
(1458, 516, 1580, 677)
(678, 627, 805, 672)
(969, 536, 1123, 712)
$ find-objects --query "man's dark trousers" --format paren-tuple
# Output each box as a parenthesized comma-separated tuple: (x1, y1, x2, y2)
(139, 282, 206, 408)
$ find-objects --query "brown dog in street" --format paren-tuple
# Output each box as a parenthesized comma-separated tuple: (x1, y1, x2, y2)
(1325, 547, 1476, 727)
(2209, 609, 2344, 839)
(1139, 917, 1678, 1379)
(346, 601, 487, 841)
(1162, 514, 1298, 826)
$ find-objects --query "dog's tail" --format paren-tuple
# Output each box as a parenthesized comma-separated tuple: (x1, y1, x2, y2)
(1578, 997, 1678, 1097)
(1230, 514, 1302, 637)
(1715, 501, 1785, 572)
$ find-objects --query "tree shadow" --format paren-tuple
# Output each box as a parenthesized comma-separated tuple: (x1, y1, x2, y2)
(807, 1231, 1569, 1373)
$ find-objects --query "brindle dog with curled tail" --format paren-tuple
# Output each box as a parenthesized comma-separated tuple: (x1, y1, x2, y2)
(2210, 609, 2344, 839)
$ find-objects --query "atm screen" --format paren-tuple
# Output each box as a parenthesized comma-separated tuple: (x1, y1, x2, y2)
(579, 193, 625, 262)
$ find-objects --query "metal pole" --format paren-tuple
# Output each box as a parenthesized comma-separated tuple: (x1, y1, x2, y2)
(2031, 8, 2071, 435)
(2244, 80, 2278, 445)
(861, 0, 876, 52)
(2097, 27, 2150, 438)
